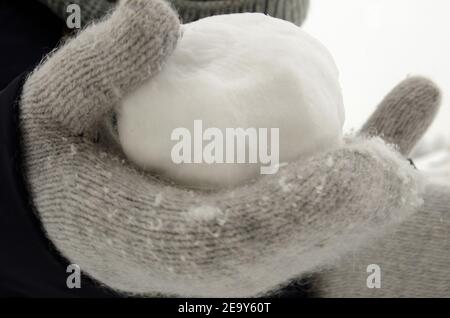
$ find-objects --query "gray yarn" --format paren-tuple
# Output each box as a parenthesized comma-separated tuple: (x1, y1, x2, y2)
(360, 77, 441, 155)
(37, 0, 309, 26)
(315, 182, 450, 297)
(171, 0, 309, 25)
(315, 79, 450, 298)
(20, 0, 445, 297)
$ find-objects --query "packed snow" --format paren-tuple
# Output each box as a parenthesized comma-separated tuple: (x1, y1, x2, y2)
(118, 13, 344, 188)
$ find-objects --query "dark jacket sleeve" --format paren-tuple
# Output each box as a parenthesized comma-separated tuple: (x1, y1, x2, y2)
(0, 0, 64, 90)
(0, 73, 119, 297)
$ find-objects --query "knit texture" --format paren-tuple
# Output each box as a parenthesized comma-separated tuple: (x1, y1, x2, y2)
(361, 77, 441, 156)
(316, 183, 450, 297)
(37, 0, 309, 26)
(315, 78, 450, 298)
(171, 0, 309, 25)
(19, 0, 427, 297)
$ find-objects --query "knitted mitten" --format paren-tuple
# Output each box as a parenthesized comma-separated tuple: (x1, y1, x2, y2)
(37, 0, 309, 26)
(313, 80, 450, 298)
(20, 0, 436, 297)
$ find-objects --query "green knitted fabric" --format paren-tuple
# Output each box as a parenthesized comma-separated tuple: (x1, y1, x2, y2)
(37, 0, 309, 26)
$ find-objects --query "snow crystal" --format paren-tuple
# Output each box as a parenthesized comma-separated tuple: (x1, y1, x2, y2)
(316, 185, 324, 194)
(186, 205, 224, 222)
(45, 156, 53, 169)
(70, 144, 77, 156)
(127, 215, 135, 224)
(107, 208, 117, 220)
(207, 228, 222, 238)
(278, 177, 292, 193)
(154, 193, 163, 207)
(216, 216, 227, 226)
(326, 156, 335, 167)
(118, 13, 344, 189)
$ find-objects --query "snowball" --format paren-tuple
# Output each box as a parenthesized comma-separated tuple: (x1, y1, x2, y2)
(117, 13, 345, 189)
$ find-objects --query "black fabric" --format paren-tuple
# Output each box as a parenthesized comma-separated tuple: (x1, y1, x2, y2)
(0, 0, 64, 90)
(0, 0, 118, 298)
(0, 74, 120, 298)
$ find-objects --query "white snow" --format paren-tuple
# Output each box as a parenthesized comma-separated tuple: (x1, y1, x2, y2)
(70, 144, 77, 156)
(154, 193, 163, 207)
(118, 13, 344, 188)
(303, 0, 450, 185)
(186, 205, 224, 222)
(303, 0, 450, 144)
(278, 176, 292, 193)
(326, 156, 334, 168)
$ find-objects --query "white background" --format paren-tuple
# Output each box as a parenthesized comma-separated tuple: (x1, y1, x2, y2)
(303, 0, 450, 150)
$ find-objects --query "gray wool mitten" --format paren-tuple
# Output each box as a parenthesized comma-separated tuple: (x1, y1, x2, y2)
(314, 80, 450, 298)
(20, 0, 434, 297)
(37, 0, 309, 26)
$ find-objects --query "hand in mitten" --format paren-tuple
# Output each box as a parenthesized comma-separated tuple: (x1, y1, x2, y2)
(314, 78, 450, 297)
(21, 0, 429, 297)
